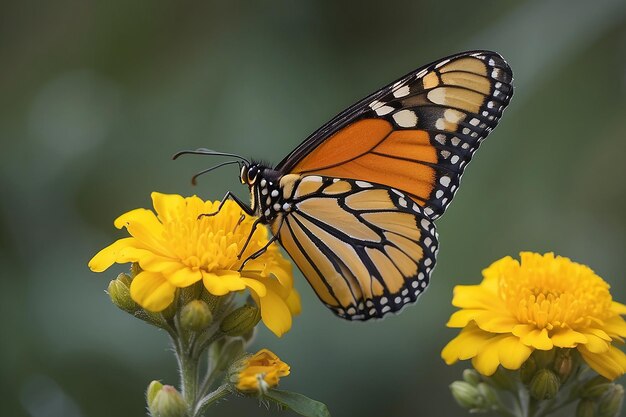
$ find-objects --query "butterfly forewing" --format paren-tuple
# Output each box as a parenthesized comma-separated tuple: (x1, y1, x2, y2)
(272, 175, 438, 320)
(275, 51, 513, 220)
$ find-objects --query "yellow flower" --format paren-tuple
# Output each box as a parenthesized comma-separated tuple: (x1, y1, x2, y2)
(235, 349, 290, 393)
(89, 192, 300, 337)
(442, 252, 626, 380)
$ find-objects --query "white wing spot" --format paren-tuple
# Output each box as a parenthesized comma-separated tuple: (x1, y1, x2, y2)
(393, 109, 418, 127)
(435, 133, 446, 144)
(273, 203, 281, 211)
(393, 85, 411, 98)
(394, 296, 402, 304)
(402, 289, 408, 296)
(355, 180, 372, 188)
(380, 296, 388, 305)
(440, 176, 451, 186)
(451, 155, 460, 164)
(260, 179, 267, 187)
(271, 190, 279, 197)
(375, 105, 394, 116)
(435, 190, 444, 198)
(469, 118, 480, 126)
(451, 137, 461, 146)
(261, 188, 268, 196)
(440, 150, 451, 159)
(399, 197, 407, 208)
(382, 306, 391, 313)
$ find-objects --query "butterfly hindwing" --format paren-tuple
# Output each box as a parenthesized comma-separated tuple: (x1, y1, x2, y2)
(273, 175, 439, 320)
(275, 51, 513, 220)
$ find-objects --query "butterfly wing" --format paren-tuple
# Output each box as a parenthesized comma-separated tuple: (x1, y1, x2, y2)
(272, 175, 438, 320)
(275, 50, 513, 219)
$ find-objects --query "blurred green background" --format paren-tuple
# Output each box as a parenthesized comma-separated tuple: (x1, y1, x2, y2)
(1, 0, 625, 416)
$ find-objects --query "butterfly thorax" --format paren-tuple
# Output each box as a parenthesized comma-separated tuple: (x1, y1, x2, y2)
(241, 164, 294, 223)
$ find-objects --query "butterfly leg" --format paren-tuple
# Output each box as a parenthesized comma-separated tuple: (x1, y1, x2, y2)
(198, 191, 255, 219)
(237, 217, 263, 259)
(238, 232, 280, 272)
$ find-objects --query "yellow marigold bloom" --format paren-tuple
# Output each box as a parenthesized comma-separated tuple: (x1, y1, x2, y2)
(235, 349, 290, 393)
(88, 192, 300, 337)
(442, 252, 626, 380)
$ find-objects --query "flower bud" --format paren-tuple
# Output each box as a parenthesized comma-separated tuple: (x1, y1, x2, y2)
(529, 369, 560, 400)
(462, 369, 481, 386)
(576, 399, 596, 417)
(450, 381, 485, 410)
(597, 384, 624, 417)
(582, 376, 612, 399)
(477, 382, 498, 407)
(130, 262, 142, 278)
(553, 349, 576, 383)
(214, 337, 246, 373)
(533, 349, 556, 369)
(180, 300, 213, 331)
(520, 356, 538, 385)
(146, 380, 163, 406)
(220, 305, 261, 337)
(108, 274, 139, 313)
(146, 383, 187, 417)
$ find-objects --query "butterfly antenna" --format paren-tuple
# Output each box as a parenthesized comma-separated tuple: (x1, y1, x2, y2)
(191, 160, 241, 185)
(173, 148, 250, 165)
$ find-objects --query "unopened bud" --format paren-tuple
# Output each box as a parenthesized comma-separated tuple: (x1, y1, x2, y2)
(553, 349, 575, 383)
(215, 338, 246, 373)
(520, 356, 538, 385)
(130, 262, 142, 278)
(220, 305, 261, 336)
(576, 399, 596, 417)
(462, 369, 481, 386)
(108, 274, 139, 313)
(450, 381, 485, 410)
(582, 376, 612, 399)
(146, 382, 187, 417)
(533, 349, 556, 368)
(180, 300, 212, 331)
(598, 384, 624, 417)
(477, 382, 498, 407)
(529, 369, 560, 400)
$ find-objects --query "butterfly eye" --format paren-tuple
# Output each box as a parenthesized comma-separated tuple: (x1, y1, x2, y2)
(240, 165, 248, 184)
(247, 166, 259, 184)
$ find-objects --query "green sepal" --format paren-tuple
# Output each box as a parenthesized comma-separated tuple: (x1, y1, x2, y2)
(265, 389, 331, 417)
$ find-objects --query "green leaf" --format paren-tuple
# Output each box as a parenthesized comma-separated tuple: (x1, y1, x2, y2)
(265, 389, 331, 417)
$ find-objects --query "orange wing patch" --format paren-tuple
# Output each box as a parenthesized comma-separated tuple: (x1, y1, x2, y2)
(291, 119, 438, 205)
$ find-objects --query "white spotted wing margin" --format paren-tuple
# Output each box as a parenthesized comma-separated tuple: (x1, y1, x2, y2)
(275, 176, 439, 321)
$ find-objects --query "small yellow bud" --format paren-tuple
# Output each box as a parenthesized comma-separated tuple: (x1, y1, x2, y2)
(108, 274, 139, 313)
(180, 300, 213, 331)
(576, 400, 596, 417)
(529, 369, 560, 400)
(520, 356, 538, 385)
(450, 381, 485, 410)
(147, 383, 187, 417)
(597, 384, 624, 417)
(462, 369, 481, 386)
(220, 305, 261, 337)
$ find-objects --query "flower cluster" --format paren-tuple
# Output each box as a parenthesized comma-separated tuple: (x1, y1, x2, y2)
(89, 192, 300, 337)
(443, 252, 626, 417)
(442, 252, 626, 379)
(90, 192, 328, 417)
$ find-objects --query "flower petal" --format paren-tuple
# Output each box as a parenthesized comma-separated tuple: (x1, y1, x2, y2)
(472, 334, 509, 376)
(452, 285, 500, 310)
(442, 324, 491, 364)
(151, 192, 185, 223)
(202, 271, 246, 296)
(550, 328, 587, 348)
(114, 208, 171, 255)
(580, 332, 610, 353)
(167, 267, 202, 287)
(519, 327, 553, 350)
(497, 336, 533, 370)
(446, 309, 482, 328)
(130, 270, 176, 312)
(578, 344, 626, 380)
(88, 237, 136, 272)
(611, 301, 626, 315)
(241, 277, 267, 298)
(254, 287, 292, 337)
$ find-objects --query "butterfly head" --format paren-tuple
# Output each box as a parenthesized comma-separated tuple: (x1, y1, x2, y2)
(240, 163, 260, 186)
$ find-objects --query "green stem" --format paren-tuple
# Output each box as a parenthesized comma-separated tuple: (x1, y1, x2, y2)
(193, 384, 231, 417)
(173, 337, 199, 414)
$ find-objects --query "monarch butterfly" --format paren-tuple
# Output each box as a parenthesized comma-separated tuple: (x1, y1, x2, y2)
(176, 50, 513, 321)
